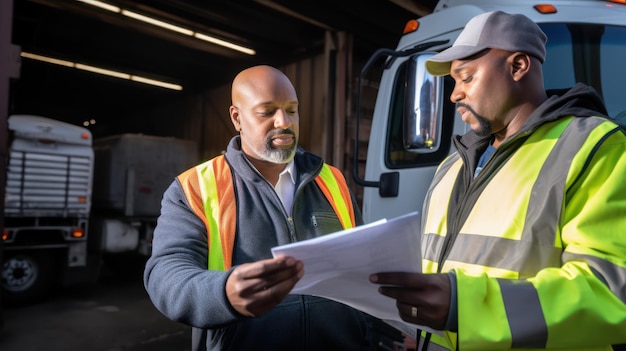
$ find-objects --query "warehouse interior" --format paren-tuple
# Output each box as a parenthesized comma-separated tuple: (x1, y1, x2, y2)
(1, 0, 441, 226)
(8, 0, 437, 131)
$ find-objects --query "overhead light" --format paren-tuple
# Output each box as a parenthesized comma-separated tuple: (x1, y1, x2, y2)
(121, 10, 194, 36)
(75, 63, 130, 79)
(21, 51, 183, 91)
(130, 76, 184, 90)
(75, 0, 120, 13)
(194, 33, 256, 55)
(76, 0, 255, 55)
(20, 52, 74, 67)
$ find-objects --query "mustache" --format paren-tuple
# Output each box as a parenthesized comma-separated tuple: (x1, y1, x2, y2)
(456, 102, 477, 115)
(267, 128, 296, 138)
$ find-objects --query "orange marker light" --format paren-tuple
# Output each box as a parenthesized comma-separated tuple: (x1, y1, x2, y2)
(71, 228, 85, 238)
(403, 19, 419, 35)
(534, 4, 557, 13)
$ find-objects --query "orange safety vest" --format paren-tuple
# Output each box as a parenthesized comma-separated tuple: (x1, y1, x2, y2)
(177, 155, 356, 271)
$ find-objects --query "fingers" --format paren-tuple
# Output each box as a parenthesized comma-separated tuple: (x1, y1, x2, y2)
(226, 257, 303, 317)
(369, 272, 423, 288)
(370, 272, 451, 330)
(231, 257, 303, 292)
(236, 256, 303, 280)
(396, 301, 420, 323)
(377, 285, 415, 306)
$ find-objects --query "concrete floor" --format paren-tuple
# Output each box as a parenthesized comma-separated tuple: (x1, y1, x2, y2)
(0, 272, 191, 351)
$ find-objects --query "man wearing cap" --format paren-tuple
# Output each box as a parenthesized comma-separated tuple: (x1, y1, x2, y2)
(370, 11, 626, 351)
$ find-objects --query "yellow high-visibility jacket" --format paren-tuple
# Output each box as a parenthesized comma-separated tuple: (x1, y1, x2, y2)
(421, 85, 626, 350)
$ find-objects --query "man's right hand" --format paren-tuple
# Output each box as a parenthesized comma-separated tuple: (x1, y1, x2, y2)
(226, 256, 304, 317)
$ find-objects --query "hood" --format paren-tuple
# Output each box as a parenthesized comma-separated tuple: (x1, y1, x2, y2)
(523, 83, 608, 132)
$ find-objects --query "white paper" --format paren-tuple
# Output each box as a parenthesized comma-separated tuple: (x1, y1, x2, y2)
(271, 211, 441, 338)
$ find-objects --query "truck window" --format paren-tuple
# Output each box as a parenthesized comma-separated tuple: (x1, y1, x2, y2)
(542, 23, 626, 120)
(385, 60, 454, 169)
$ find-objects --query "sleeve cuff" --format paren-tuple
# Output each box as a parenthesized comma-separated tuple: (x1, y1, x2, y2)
(445, 271, 458, 332)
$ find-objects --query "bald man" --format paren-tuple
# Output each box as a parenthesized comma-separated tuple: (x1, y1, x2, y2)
(144, 65, 403, 351)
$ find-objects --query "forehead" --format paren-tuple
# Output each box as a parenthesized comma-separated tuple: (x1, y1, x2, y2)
(242, 77, 297, 106)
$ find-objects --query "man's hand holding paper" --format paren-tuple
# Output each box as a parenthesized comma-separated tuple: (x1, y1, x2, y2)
(271, 211, 442, 337)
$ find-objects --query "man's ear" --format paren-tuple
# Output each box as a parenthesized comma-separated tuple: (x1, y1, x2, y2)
(510, 52, 531, 81)
(229, 105, 241, 131)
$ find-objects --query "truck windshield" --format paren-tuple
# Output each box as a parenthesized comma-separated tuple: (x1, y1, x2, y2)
(541, 23, 626, 120)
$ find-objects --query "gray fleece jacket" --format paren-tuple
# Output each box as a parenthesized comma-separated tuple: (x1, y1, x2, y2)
(144, 136, 402, 351)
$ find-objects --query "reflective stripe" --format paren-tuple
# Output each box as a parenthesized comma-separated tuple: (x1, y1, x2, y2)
(179, 157, 355, 271)
(565, 252, 626, 303)
(194, 158, 217, 271)
(498, 279, 547, 348)
(424, 233, 563, 277)
(200, 160, 223, 271)
(178, 156, 235, 271)
(314, 164, 355, 229)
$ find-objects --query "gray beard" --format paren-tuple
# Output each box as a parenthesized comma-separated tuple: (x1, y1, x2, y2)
(262, 146, 296, 164)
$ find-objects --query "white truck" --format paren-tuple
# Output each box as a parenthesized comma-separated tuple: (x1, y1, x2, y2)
(89, 133, 198, 275)
(355, 0, 626, 223)
(2, 116, 198, 304)
(2, 115, 95, 304)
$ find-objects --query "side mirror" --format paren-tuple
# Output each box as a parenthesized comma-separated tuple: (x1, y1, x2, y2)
(403, 53, 444, 153)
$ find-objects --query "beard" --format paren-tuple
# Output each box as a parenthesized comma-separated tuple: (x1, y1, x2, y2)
(459, 103, 492, 137)
(473, 114, 492, 137)
(260, 128, 297, 164)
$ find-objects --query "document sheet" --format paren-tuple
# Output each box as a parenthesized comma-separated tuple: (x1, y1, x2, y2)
(271, 211, 440, 338)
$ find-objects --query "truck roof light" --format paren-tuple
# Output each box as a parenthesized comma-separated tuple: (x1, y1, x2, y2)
(81, 133, 90, 140)
(607, 0, 626, 4)
(534, 4, 557, 13)
(71, 228, 85, 238)
(403, 19, 419, 35)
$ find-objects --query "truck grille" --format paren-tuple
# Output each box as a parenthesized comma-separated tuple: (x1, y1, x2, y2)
(5, 150, 92, 217)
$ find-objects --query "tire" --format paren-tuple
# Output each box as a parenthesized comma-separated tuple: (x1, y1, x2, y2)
(1, 252, 57, 306)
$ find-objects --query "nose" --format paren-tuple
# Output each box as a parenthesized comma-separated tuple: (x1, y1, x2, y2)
(274, 109, 293, 129)
(450, 83, 464, 104)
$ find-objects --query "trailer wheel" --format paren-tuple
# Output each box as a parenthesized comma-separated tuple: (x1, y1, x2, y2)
(1, 252, 56, 306)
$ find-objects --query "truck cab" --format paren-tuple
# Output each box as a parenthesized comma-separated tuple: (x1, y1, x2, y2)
(357, 0, 626, 223)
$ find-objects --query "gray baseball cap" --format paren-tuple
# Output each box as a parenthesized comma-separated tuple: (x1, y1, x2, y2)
(425, 11, 547, 76)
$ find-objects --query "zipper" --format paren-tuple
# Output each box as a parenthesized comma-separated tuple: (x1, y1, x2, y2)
(287, 216, 296, 242)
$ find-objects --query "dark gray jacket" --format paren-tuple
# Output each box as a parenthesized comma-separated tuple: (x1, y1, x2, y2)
(144, 136, 402, 350)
